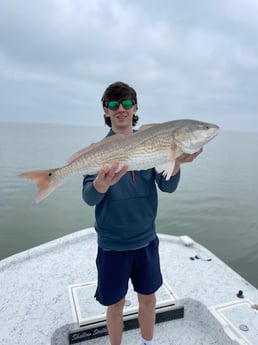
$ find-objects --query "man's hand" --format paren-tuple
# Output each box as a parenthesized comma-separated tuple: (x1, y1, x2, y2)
(173, 148, 203, 175)
(93, 161, 128, 193)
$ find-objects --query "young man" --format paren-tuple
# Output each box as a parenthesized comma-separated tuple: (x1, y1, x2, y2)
(82, 81, 202, 345)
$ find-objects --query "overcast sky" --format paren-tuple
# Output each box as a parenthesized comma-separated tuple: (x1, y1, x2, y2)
(0, 0, 258, 131)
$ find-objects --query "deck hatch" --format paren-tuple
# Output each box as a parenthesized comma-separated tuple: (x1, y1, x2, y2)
(68, 280, 178, 327)
(209, 299, 258, 345)
(68, 280, 183, 342)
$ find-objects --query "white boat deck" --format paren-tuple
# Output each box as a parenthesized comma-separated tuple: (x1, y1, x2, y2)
(0, 228, 258, 345)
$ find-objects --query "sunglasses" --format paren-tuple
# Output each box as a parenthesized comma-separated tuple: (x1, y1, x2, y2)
(105, 99, 135, 111)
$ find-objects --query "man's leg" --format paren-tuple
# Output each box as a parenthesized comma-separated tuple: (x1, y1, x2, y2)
(138, 293, 156, 341)
(106, 297, 125, 345)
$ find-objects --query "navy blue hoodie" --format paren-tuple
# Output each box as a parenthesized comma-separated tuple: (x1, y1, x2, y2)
(82, 130, 180, 250)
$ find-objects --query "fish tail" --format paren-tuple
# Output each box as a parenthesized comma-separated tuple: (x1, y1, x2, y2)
(19, 168, 61, 204)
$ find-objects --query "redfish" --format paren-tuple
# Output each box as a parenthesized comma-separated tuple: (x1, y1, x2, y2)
(19, 119, 219, 203)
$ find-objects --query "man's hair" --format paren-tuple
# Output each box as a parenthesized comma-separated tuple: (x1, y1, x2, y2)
(101, 81, 139, 127)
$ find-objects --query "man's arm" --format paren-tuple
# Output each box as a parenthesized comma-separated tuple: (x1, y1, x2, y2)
(93, 161, 128, 193)
(156, 148, 203, 193)
(82, 161, 128, 206)
(172, 148, 203, 176)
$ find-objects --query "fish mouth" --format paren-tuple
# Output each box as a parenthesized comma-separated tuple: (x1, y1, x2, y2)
(209, 125, 220, 139)
(200, 126, 219, 145)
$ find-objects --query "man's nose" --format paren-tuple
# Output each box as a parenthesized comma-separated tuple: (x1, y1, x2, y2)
(117, 103, 125, 111)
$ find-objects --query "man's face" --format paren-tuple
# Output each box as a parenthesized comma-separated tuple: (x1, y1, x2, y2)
(104, 99, 137, 133)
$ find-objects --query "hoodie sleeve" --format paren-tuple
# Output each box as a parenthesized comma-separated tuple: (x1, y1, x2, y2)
(82, 175, 106, 206)
(155, 169, 180, 193)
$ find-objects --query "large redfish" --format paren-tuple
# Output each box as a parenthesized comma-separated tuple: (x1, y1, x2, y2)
(19, 119, 219, 203)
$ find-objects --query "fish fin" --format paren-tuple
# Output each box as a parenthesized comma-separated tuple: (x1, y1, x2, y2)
(19, 168, 61, 204)
(169, 145, 179, 160)
(155, 160, 176, 180)
(67, 134, 125, 164)
(138, 123, 158, 131)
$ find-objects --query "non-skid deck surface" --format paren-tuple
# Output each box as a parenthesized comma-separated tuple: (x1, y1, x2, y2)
(1, 228, 257, 345)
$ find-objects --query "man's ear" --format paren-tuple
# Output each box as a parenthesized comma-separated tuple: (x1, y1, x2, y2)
(103, 107, 110, 117)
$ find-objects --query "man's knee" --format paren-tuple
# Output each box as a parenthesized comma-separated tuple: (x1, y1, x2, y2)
(107, 298, 125, 316)
(138, 293, 156, 309)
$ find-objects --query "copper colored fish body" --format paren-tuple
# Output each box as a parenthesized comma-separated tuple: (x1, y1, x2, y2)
(19, 119, 220, 203)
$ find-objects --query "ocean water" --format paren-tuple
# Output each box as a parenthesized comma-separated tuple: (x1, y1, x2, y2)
(0, 122, 258, 288)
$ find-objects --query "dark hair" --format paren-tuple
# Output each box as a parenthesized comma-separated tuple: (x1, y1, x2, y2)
(101, 81, 139, 127)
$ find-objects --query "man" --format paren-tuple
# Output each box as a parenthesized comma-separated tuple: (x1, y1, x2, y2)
(82, 81, 202, 345)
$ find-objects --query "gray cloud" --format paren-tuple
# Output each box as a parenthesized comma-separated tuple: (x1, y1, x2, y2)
(0, 0, 258, 130)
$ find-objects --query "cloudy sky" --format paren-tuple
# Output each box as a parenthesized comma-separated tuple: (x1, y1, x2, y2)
(0, 0, 258, 131)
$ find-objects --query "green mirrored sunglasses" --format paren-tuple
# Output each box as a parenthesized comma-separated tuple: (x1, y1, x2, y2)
(105, 99, 135, 110)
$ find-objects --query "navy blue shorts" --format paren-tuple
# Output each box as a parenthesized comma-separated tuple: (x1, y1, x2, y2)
(95, 236, 163, 306)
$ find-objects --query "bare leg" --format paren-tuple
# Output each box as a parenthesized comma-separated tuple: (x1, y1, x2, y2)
(138, 293, 156, 341)
(106, 298, 125, 345)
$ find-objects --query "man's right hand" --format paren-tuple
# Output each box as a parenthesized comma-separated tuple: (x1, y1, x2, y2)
(93, 161, 128, 194)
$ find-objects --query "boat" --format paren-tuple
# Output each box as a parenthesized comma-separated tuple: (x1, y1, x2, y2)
(0, 227, 258, 345)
